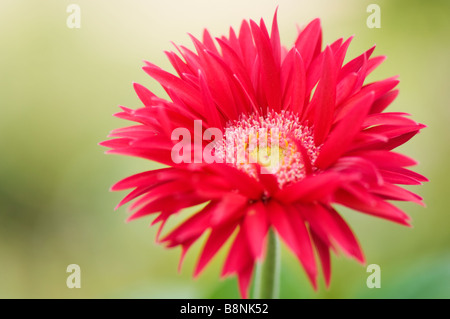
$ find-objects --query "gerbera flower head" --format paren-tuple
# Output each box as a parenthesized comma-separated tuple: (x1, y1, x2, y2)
(101, 11, 427, 298)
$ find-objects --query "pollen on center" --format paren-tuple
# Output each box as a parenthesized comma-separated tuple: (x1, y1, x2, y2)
(215, 110, 320, 188)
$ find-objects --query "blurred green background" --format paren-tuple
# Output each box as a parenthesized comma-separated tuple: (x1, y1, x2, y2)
(0, 0, 449, 299)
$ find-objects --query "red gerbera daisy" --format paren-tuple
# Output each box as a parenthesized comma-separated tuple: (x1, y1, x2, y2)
(101, 11, 427, 298)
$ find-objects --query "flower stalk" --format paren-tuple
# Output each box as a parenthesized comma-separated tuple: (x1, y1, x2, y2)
(254, 228, 280, 299)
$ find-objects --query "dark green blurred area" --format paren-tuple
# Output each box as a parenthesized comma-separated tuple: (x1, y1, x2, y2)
(0, 0, 449, 298)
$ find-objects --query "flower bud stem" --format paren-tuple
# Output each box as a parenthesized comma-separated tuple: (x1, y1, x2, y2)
(253, 227, 280, 299)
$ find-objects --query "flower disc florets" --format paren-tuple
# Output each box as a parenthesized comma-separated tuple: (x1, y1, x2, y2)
(216, 110, 319, 188)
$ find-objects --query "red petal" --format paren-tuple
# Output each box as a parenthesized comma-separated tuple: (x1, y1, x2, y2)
(202, 28, 219, 55)
(295, 18, 322, 68)
(194, 222, 238, 277)
(332, 156, 383, 186)
(216, 38, 256, 108)
(268, 201, 317, 288)
(339, 46, 375, 81)
(112, 167, 191, 207)
(177, 238, 197, 272)
(115, 185, 155, 209)
(325, 206, 365, 263)
(310, 229, 331, 287)
(371, 183, 424, 205)
(209, 193, 249, 226)
(358, 76, 399, 105)
(237, 263, 254, 299)
(128, 192, 204, 222)
(315, 92, 374, 169)
(379, 167, 428, 185)
(206, 163, 264, 199)
(348, 150, 418, 168)
(133, 83, 156, 107)
(313, 46, 338, 145)
(164, 51, 194, 78)
(275, 172, 343, 203)
(301, 204, 365, 263)
(370, 90, 399, 114)
(380, 130, 422, 151)
(256, 165, 279, 195)
(270, 8, 281, 66)
(128, 179, 192, 211)
(335, 188, 411, 226)
(107, 147, 174, 166)
(291, 50, 306, 114)
(363, 112, 416, 128)
(142, 66, 202, 112)
(366, 55, 386, 76)
(238, 20, 257, 75)
(198, 70, 223, 129)
(336, 72, 358, 106)
(160, 203, 213, 246)
(250, 20, 281, 110)
(100, 138, 131, 149)
(243, 202, 269, 259)
(334, 36, 353, 69)
(222, 228, 255, 299)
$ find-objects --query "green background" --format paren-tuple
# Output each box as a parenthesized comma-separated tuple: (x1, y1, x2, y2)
(0, 0, 449, 298)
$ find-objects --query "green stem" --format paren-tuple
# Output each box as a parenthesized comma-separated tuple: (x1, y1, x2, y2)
(253, 228, 280, 299)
